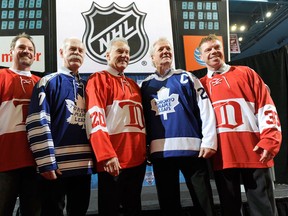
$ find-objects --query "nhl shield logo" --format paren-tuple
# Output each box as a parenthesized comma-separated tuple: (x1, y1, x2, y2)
(82, 2, 149, 65)
(144, 171, 155, 186)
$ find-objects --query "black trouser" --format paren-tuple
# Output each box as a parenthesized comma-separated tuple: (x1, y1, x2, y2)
(214, 168, 278, 216)
(152, 157, 215, 216)
(0, 167, 41, 216)
(40, 175, 91, 216)
(98, 163, 146, 216)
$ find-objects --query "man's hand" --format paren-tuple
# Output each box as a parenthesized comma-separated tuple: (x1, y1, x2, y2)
(199, 148, 216, 159)
(41, 169, 62, 180)
(253, 146, 274, 163)
(104, 157, 122, 176)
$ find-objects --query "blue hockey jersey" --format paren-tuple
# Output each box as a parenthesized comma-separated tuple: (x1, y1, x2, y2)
(26, 67, 94, 177)
(141, 69, 217, 158)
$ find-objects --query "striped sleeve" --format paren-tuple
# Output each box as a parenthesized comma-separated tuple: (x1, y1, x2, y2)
(26, 76, 57, 172)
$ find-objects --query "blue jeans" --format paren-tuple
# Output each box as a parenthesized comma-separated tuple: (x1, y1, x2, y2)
(0, 167, 41, 216)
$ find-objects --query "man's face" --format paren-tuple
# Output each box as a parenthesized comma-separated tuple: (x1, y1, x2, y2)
(60, 39, 85, 72)
(199, 39, 225, 71)
(151, 41, 173, 69)
(10, 38, 35, 71)
(106, 41, 130, 73)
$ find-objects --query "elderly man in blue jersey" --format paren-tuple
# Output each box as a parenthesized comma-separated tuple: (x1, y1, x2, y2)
(140, 37, 217, 216)
(26, 38, 94, 216)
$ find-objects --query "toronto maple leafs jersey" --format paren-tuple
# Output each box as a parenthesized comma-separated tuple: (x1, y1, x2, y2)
(141, 69, 217, 159)
(85, 68, 146, 172)
(26, 67, 94, 177)
(0, 68, 40, 172)
(200, 65, 282, 170)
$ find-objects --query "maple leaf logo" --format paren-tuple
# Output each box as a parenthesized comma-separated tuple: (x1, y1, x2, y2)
(151, 87, 179, 120)
(66, 94, 86, 128)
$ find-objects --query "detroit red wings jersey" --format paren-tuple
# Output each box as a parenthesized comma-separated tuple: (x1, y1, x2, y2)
(0, 68, 40, 172)
(85, 69, 146, 172)
(200, 65, 281, 170)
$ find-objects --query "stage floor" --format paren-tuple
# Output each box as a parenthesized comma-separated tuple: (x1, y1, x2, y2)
(85, 180, 288, 215)
(12, 180, 288, 215)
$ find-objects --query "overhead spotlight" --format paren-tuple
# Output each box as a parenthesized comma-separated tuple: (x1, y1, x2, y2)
(238, 37, 243, 42)
(266, 11, 272, 18)
(239, 25, 246, 31)
(231, 25, 237, 32)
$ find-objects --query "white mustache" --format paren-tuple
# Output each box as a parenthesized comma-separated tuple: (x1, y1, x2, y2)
(70, 55, 82, 61)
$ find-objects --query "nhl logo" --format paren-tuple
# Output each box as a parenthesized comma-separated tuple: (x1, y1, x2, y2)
(144, 171, 155, 185)
(82, 2, 149, 65)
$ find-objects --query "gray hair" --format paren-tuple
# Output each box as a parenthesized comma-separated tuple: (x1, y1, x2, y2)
(106, 37, 129, 53)
(62, 37, 85, 50)
(150, 37, 172, 57)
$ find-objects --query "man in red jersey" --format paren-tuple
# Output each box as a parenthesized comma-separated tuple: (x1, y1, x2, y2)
(0, 33, 41, 216)
(86, 37, 146, 216)
(199, 34, 281, 216)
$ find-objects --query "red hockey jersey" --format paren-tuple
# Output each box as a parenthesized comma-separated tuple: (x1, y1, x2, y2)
(0, 68, 40, 172)
(200, 65, 281, 171)
(85, 69, 146, 172)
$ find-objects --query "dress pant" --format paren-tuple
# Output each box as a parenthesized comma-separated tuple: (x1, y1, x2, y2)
(40, 175, 91, 216)
(98, 163, 146, 216)
(0, 167, 41, 216)
(152, 157, 215, 216)
(214, 168, 278, 216)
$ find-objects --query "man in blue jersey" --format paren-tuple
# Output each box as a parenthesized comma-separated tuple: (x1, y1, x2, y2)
(26, 38, 94, 216)
(141, 38, 217, 216)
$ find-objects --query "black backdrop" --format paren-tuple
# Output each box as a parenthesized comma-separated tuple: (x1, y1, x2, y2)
(193, 45, 288, 184)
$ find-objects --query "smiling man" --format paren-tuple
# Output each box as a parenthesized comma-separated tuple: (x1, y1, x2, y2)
(199, 34, 281, 216)
(26, 37, 94, 216)
(85, 37, 146, 216)
(140, 37, 217, 216)
(0, 33, 41, 216)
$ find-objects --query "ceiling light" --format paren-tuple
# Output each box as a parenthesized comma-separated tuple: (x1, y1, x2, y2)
(266, 11, 272, 18)
(231, 25, 237, 32)
(238, 37, 243, 42)
(239, 25, 246, 31)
